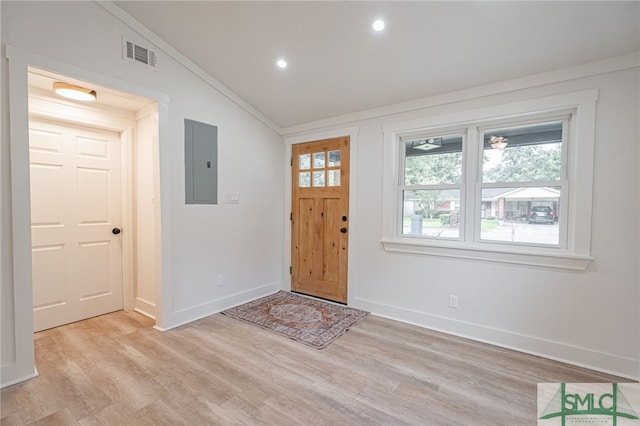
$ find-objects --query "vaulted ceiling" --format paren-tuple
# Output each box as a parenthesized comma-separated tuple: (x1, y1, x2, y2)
(114, 1, 639, 129)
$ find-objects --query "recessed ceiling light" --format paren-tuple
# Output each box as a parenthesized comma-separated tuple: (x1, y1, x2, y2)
(372, 19, 385, 32)
(276, 59, 288, 69)
(52, 82, 97, 101)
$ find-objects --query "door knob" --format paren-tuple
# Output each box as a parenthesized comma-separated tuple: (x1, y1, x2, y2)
(112, 227, 121, 235)
(340, 227, 347, 233)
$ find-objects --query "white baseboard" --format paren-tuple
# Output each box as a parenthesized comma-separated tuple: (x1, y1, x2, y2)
(157, 282, 281, 331)
(353, 297, 639, 380)
(134, 297, 156, 320)
(1, 365, 38, 389)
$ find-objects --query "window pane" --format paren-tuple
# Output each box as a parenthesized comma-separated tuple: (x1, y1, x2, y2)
(328, 169, 340, 186)
(404, 135, 463, 185)
(328, 150, 341, 167)
(482, 121, 562, 183)
(402, 189, 460, 238)
(313, 152, 325, 169)
(480, 187, 559, 245)
(299, 154, 311, 170)
(313, 171, 325, 187)
(299, 172, 310, 187)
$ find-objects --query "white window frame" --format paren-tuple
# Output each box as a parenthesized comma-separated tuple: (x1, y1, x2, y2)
(399, 129, 466, 241)
(474, 115, 569, 248)
(381, 90, 598, 270)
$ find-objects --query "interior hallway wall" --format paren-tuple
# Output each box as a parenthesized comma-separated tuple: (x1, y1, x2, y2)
(1, 1, 284, 387)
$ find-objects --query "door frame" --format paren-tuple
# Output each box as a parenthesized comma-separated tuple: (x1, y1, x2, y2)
(283, 127, 359, 305)
(3, 45, 170, 388)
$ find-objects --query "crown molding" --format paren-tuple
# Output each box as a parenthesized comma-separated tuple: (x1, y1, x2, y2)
(282, 50, 639, 136)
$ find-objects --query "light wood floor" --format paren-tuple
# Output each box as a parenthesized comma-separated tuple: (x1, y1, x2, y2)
(1, 309, 630, 425)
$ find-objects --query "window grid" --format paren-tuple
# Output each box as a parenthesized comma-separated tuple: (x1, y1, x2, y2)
(298, 149, 341, 188)
(398, 115, 570, 248)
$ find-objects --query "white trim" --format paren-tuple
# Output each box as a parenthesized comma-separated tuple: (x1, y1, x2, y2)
(2, 45, 169, 388)
(380, 239, 592, 271)
(381, 90, 598, 135)
(282, 51, 638, 135)
(6, 46, 169, 105)
(28, 94, 138, 130)
(0, 0, 5, 387)
(121, 127, 135, 312)
(28, 86, 141, 123)
(96, 0, 281, 135)
(0, 372, 39, 390)
(134, 298, 156, 320)
(155, 101, 170, 330)
(283, 143, 292, 292)
(381, 90, 598, 270)
(4, 49, 37, 389)
(354, 297, 638, 380)
(28, 95, 138, 132)
(283, 127, 359, 305)
(158, 282, 281, 331)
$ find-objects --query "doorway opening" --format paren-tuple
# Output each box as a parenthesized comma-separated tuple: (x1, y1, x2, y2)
(27, 67, 161, 331)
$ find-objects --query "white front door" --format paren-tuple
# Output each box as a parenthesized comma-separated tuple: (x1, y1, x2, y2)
(29, 118, 124, 332)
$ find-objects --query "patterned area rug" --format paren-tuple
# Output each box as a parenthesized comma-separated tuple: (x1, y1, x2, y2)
(222, 291, 369, 349)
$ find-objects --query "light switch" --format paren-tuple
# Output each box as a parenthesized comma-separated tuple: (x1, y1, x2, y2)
(226, 192, 239, 204)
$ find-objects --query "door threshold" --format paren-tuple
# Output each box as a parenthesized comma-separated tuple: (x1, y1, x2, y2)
(290, 290, 347, 306)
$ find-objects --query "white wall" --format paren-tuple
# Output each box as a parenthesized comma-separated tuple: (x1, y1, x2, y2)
(134, 106, 159, 318)
(1, 1, 283, 387)
(285, 62, 640, 379)
(2, 0, 637, 389)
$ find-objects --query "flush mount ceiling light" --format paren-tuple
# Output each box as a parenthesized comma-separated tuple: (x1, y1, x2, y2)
(52, 82, 97, 101)
(276, 59, 288, 69)
(372, 19, 385, 32)
(409, 137, 442, 151)
(489, 136, 509, 150)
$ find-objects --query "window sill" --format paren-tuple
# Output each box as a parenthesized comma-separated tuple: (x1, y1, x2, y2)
(380, 239, 592, 270)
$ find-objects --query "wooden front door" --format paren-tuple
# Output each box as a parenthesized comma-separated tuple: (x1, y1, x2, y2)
(291, 137, 349, 303)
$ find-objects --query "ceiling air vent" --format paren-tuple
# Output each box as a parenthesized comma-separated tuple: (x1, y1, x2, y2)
(122, 38, 157, 69)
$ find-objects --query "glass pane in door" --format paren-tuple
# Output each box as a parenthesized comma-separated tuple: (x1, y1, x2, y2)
(299, 172, 311, 187)
(328, 150, 341, 167)
(299, 154, 311, 170)
(313, 171, 325, 187)
(328, 170, 340, 186)
(313, 152, 325, 169)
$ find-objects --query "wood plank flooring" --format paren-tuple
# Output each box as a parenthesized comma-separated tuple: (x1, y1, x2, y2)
(1, 310, 631, 425)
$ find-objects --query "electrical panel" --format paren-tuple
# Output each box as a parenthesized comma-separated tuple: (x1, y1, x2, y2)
(185, 119, 218, 204)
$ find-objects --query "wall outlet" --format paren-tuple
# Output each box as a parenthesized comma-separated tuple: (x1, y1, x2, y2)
(217, 275, 224, 287)
(449, 295, 458, 309)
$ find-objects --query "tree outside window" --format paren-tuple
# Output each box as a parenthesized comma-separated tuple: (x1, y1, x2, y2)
(400, 119, 566, 246)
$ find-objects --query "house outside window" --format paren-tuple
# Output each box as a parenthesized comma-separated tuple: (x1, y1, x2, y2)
(402, 133, 463, 239)
(478, 120, 565, 246)
(400, 119, 566, 246)
(381, 90, 598, 270)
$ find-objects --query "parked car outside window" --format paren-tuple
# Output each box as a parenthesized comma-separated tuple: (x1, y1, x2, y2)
(528, 206, 555, 224)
